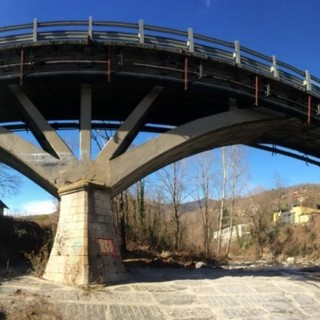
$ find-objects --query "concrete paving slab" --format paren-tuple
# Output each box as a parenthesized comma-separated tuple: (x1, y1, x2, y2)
(1, 265, 320, 320)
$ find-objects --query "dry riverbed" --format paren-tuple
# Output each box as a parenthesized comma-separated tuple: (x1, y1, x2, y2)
(1, 261, 320, 320)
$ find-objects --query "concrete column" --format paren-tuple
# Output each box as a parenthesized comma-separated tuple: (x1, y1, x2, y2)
(80, 84, 92, 161)
(43, 181, 126, 285)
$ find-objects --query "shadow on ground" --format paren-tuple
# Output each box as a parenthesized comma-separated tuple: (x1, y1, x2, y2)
(1, 255, 320, 287)
(122, 258, 320, 286)
(0, 310, 6, 320)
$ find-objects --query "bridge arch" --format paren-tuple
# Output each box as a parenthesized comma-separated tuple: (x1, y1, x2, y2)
(107, 108, 286, 195)
(0, 18, 320, 284)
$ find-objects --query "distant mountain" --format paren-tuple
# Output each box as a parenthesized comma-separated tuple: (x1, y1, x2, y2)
(178, 183, 320, 214)
(181, 198, 219, 213)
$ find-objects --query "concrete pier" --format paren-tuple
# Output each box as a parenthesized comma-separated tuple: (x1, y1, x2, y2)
(44, 182, 126, 285)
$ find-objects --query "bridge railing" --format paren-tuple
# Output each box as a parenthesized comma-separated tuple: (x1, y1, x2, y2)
(0, 17, 319, 98)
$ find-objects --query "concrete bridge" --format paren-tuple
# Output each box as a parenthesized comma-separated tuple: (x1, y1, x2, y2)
(1, 17, 320, 285)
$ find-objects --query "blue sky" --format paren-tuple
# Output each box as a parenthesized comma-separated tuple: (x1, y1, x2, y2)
(1, 0, 320, 214)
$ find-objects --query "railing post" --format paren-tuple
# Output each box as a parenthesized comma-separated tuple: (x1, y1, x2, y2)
(304, 70, 312, 92)
(138, 19, 144, 44)
(187, 28, 194, 53)
(233, 40, 241, 65)
(88, 16, 93, 39)
(270, 55, 279, 78)
(33, 18, 38, 42)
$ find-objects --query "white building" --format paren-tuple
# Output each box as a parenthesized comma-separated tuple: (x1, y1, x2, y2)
(213, 224, 250, 243)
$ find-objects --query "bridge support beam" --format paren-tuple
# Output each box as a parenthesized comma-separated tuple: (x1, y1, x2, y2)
(43, 181, 126, 285)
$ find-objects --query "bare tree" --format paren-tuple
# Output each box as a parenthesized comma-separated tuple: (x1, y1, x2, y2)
(158, 160, 187, 251)
(112, 190, 129, 252)
(91, 125, 114, 151)
(0, 164, 21, 198)
(245, 186, 273, 256)
(145, 187, 167, 248)
(217, 147, 227, 253)
(272, 171, 288, 211)
(135, 179, 145, 226)
(129, 179, 146, 243)
(225, 145, 249, 256)
(193, 151, 215, 257)
(214, 146, 249, 255)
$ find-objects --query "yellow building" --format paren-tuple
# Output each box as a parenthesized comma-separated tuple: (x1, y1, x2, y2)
(291, 205, 319, 223)
(273, 205, 320, 224)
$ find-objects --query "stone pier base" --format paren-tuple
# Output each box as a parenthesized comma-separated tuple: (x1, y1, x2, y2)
(43, 182, 126, 285)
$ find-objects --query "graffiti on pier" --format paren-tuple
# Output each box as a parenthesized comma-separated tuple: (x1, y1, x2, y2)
(96, 238, 119, 258)
(71, 240, 82, 253)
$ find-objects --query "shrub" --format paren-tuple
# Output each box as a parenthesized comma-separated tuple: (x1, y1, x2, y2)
(0, 215, 55, 266)
(23, 243, 50, 277)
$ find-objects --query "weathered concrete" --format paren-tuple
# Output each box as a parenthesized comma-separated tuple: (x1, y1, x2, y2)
(1, 265, 320, 320)
(9, 84, 73, 158)
(44, 181, 126, 285)
(80, 84, 92, 162)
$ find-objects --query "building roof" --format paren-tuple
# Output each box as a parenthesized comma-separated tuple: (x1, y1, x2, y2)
(0, 200, 8, 209)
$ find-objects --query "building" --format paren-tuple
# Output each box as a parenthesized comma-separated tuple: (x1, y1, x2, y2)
(213, 224, 250, 243)
(273, 205, 320, 224)
(273, 209, 294, 224)
(0, 200, 8, 216)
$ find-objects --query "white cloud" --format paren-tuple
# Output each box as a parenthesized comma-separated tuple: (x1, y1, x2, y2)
(206, 0, 211, 6)
(20, 200, 57, 215)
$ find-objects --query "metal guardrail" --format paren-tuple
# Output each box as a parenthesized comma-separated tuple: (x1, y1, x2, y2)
(0, 17, 319, 98)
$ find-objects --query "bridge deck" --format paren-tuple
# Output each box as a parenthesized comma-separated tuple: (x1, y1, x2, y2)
(0, 19, 319, 164)
(0, 18, 319, 129)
